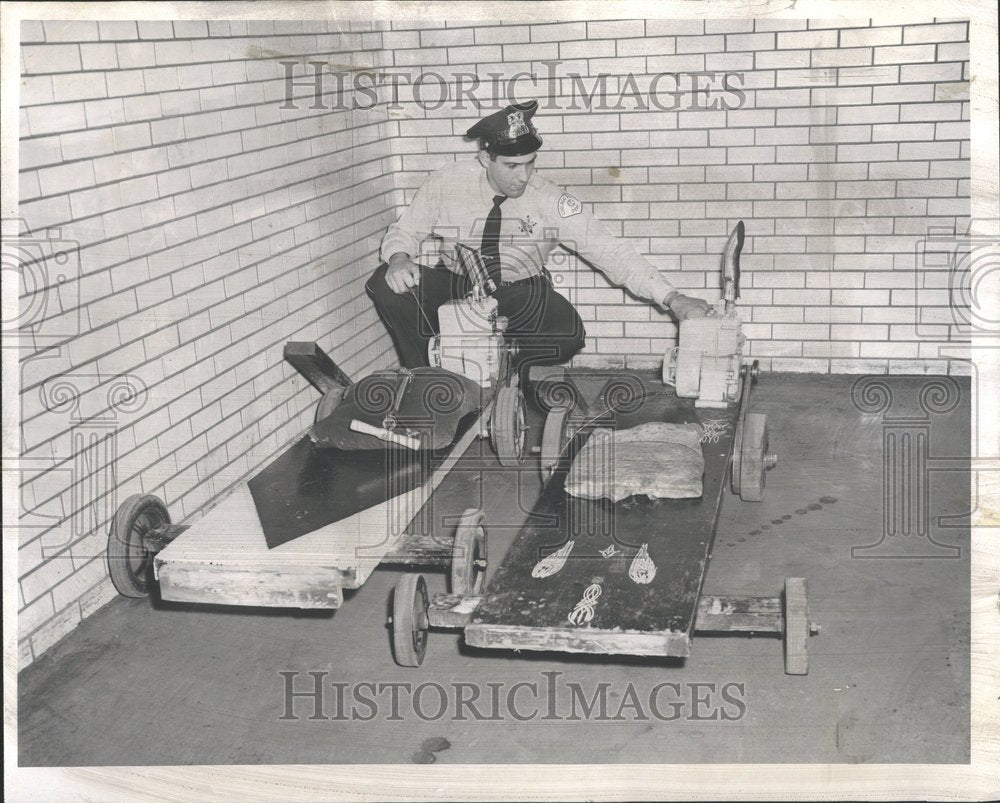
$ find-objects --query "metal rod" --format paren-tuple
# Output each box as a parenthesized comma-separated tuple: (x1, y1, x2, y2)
(409, 287, 438, 335)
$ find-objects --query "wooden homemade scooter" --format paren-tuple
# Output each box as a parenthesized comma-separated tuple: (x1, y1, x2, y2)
(105, 249, 528, 613)
(390, 221, 822, 674)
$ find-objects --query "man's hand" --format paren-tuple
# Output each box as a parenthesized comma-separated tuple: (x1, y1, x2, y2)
(385, 253, 421, 294)
(666, 293, 712, 321)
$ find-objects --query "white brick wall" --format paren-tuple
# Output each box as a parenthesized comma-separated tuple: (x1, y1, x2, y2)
(17, 19, 399, 665)
(16, 17, 971, 664)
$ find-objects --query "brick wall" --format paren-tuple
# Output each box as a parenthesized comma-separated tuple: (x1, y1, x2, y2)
(16, 17, 970, 665)
(17, 19, 398, 666)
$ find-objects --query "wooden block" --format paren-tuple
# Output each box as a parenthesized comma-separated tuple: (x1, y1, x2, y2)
(464, 622, 692, 657)
(156, 562, 344, 609)
(427, 593, 481, 628)
(695, 595, 783, 632)
(383, 530, 455, 566)
(283, 341, 353, 395)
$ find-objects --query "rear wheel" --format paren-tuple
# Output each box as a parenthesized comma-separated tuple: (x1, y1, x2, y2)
(107, 494, 169, 598)
(784, 577, 809, 675)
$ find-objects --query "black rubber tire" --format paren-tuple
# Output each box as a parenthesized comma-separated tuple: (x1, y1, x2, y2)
(392, 573, 429, 667)
(540, 405, 572, 482)
(491, 383, 526, 467)
(107, 494, 169, 598)
(784, 577, 809, 675)
(450, 508, 487, 595)
(731, 410, 745, 496)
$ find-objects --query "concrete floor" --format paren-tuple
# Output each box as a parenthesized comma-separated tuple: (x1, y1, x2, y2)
(18, 374, 970, 765)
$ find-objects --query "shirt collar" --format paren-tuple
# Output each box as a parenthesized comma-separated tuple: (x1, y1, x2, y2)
(478, 168, 496, 206)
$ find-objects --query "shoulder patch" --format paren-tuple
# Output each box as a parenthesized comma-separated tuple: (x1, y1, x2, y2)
(557, 192, 583, 218)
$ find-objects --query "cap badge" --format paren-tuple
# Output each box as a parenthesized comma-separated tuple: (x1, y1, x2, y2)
(506, 110, 530, 139)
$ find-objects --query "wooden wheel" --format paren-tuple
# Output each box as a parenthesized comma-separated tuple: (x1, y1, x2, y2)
(739, 413, 774, 502)
(491, 382, 527, 467)
(315, 385, 345, 423)
(107, 494, 169, 598)
(784, 577, 809, 675)
(392, 573, 430, 667)
(540, 405, 572, 482)
(450, 508, 487, 595)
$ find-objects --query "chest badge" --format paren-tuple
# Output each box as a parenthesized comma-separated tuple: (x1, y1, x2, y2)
(518, 215, 537, 235)
(558, 193, 583, 218)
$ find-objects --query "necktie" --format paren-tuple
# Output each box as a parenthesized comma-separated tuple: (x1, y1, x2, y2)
(481, 194, 507, 287)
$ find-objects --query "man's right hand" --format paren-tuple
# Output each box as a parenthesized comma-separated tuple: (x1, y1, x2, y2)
(385, 254, 421, 294)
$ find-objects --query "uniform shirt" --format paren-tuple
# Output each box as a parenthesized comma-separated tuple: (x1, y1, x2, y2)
(380, 159, 677, 305)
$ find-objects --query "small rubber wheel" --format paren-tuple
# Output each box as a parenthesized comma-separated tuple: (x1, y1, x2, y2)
(450, 508, 487, 595)
(315, 386, 346, 423)
(392, 573, 430, 667)
(750, 359, 760, 384)
(107, 494, 169, 598)
(784, 577, 809, 675)
(540, 405, 572, 482)
(739, 413, 769, 502)
(491, 382, 527, 467)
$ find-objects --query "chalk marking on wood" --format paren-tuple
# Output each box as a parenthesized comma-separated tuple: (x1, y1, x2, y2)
(568, 582, 602, 625)
(531, 539, 575, 578)
(628, 543, 657, 584)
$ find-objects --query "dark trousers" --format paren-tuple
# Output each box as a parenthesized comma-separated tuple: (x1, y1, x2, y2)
(365, 263, 586, 380)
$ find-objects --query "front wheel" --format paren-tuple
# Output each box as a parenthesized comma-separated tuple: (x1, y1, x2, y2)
(450, 509, 487, 595)
(540, 406, 572, 482)
(391, 574, 430, 667)
(491, 383, 527, 467)
(739, 413, 774, 502)
(107, 494, 169, 598)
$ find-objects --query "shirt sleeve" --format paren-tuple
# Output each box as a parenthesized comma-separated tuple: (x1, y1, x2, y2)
(380, 172, 442, 264)
(543, 185, 677, 306)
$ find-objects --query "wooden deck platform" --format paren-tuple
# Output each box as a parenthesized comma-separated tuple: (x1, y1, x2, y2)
(465, 382, 737, 657)
(152, 409, 489, 608)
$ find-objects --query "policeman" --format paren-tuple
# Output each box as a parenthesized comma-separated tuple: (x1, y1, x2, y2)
(366, 100, 711, 374)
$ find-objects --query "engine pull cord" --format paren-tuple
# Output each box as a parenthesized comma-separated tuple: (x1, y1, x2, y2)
(409, 287, 438, 336)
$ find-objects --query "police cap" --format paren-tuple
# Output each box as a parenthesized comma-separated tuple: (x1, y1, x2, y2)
(465, 100, 543, 156)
